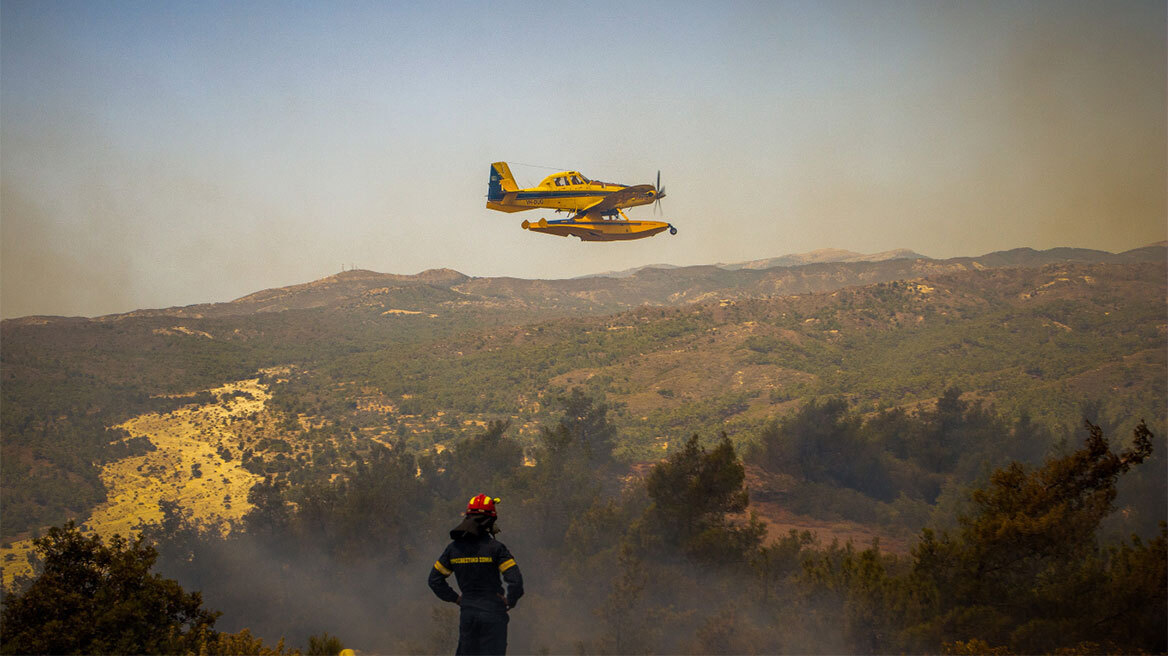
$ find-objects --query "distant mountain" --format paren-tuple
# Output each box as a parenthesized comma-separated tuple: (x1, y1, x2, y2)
(578, 263, 682, 279)
(583, 244, 1163, 279)
(7, 245, 1163, 326)
(718, 247, 927, 270)
(949, 245, 1167, 268)
(68, 268, 474, 321)
(227, 268, 469, 313)
(584, 248, 925, 278)
(38, 259, 991, 321)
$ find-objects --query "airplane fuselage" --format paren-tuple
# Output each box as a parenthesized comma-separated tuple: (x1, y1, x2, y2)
(487, 169, 656, 216)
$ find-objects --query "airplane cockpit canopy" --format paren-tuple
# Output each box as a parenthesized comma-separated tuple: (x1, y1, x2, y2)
(550, 172, 589, 186)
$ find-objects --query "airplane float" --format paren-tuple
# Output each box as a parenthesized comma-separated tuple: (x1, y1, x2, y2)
(486, 162, 676, 241)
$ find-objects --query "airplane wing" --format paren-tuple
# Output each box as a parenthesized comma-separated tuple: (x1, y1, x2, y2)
(576, 184, 656, 218)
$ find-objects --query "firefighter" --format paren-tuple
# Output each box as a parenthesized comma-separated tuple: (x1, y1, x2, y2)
(428, 494, 524, 655)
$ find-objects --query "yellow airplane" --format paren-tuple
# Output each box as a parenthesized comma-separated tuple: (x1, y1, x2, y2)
(486, 162, 676, 241)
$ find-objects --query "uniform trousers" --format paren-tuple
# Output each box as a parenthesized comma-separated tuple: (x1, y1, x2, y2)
(456, 606, 509, 655)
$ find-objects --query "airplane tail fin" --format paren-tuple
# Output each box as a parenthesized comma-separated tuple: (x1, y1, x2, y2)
(488, 162, 518, 201)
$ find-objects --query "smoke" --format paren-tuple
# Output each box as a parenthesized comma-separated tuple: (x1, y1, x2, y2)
(141, 482, 859, 654)
(0, 181, 136, 318)
(4, 2, 1164, 319)
(772, 1, 1167, 259)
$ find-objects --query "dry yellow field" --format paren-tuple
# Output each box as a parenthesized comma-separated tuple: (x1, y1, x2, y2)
(2, 375, 279, 587)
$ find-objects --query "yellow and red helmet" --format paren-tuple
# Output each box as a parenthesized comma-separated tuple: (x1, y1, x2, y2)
(466, 494, 500, 517)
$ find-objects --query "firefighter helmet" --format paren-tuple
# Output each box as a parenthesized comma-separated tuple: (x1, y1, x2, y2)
(466, 494, 500, 517)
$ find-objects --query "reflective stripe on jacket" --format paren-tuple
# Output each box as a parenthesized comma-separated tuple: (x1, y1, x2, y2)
(429, 534, 523, 613)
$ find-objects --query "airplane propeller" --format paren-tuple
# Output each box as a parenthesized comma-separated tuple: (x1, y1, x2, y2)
(653, 170, 666, 215)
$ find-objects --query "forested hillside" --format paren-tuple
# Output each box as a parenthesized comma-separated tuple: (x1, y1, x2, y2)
(3, 393, 1163, 653)
(1, 250, 1163, 541)
(1, 247, 1165, 652)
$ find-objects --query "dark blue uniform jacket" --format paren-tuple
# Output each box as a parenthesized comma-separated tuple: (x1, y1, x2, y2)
(429, 518, 524, 613)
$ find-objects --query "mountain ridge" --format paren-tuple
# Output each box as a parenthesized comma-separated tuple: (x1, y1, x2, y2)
(3, 245, 1163, 323)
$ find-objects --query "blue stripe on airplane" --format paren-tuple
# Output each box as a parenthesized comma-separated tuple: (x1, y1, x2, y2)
(515, 190, 612, 200)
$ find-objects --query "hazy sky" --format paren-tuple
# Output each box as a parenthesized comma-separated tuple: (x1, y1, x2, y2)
(2, 0, 1165, 318)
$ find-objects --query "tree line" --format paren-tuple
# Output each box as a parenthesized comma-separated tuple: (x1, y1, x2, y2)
(3, 390, 1164, 653)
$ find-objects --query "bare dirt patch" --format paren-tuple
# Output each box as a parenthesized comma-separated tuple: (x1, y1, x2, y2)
(747, 499, 912, 555)
(2, 376, 276, 587)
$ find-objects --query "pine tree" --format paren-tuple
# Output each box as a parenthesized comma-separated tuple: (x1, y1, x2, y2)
(646, 433, 765, 565)
(910, 419, 1161, 652)
(0, 522, 219, 655)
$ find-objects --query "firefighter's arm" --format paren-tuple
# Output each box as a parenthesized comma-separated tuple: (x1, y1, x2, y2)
(497, 546, 524, 608)
(428, 550, 460, 604)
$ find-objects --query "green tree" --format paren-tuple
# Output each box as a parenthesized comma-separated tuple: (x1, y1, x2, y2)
(751, 529, 814, 605)
(0, 522, 219, 655)
(292, 443, 428, 563)
(541, 387, 619, 470)
(197, 628, 298, 655)
(802, 540, 933, 654)
(424, 419, 524, 501)
(796, 419, 1163, 654)
(306, 631, 344, 655)
(908, 419, 1161, 652)
(595, 539, 659, 654)
(516, 389, 620, 548)
(645, 433, 765, 565)
(756, 398, 896, 501)
(244, 476, 293, 536)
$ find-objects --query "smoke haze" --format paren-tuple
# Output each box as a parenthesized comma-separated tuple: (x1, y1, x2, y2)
(2, 1, 1164, 318)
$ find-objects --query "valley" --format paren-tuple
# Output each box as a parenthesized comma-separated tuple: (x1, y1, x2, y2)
(2, 246, 1165, 586)
(2, 245, 1164, 653)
